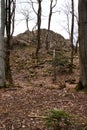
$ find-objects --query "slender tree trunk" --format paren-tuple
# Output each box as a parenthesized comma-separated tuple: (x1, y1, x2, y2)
(70, 0, 74, 72)
(0, 0, 6, 87)
(26, 18, 29, 31)
(45, 0, 57, 50)
(36, 0, 42, 58)
(78, 0, 87, 90)
(45, 2, 52, 50)
(52, 49, 57, 83)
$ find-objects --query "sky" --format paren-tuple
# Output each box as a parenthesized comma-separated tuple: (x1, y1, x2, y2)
(14, 0, 78, 39)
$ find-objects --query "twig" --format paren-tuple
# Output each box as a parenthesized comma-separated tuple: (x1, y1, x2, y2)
(28, 115, 47, 119)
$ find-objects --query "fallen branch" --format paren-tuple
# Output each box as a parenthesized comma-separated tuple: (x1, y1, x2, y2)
(28, 114, 47, 119)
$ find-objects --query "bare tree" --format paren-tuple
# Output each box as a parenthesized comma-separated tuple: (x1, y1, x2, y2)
(27, 0, 38, 32)
(61, 1, 78, 42)
(61, 1, 78, 72)
(61, 1, 71, 38)
(45, 0, 57, 50)
(27, 0, 42, 58)
(20, 9, 32, 31)
(5, 0, 16, 86)
(18, 1, 34, 31)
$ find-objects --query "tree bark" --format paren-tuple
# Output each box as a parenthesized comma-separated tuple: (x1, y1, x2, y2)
(45, 0, 53, 50)
(5, 0, 16, 86)
(0, 0, 6, 87)
(36, 0, 42, 58)
(70, 0, 74, 72)
(78, 0, 87, 89)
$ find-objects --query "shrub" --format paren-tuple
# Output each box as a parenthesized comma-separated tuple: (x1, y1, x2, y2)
(52, 52, 69, 67)
(44, 109, 72, 130)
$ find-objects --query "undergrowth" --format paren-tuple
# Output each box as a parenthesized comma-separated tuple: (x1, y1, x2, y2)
(44, 109, 85, 130)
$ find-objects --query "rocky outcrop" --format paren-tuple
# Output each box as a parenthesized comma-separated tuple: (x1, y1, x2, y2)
(12, 29, 70, 51)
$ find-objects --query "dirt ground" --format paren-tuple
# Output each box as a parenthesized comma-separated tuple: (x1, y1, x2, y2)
(0, 34, 87, 130)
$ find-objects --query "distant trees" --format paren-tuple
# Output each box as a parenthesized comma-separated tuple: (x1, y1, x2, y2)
(61, 1, 71, 38)
(26, 0, 42, 58)
(20, 8, 32, 31)
(78, 0, 87, 90)
(61, 0, 78, 72)
(18, 1, 34, 31)
(18, 0, 58, 56)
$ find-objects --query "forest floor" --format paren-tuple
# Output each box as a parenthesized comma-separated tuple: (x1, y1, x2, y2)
(0, 31, 87, 130)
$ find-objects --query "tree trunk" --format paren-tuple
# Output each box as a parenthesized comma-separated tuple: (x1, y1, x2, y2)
(45, 0, 52, 50)
(0, 0, 6, 87)
(70, 0, 74, 72)
(5, 0, 14, 86)
(26, 18, 29, 31)
(45, 0, 57, 50)
(36, 0, 42, 58)
(78, 0, 87, 89)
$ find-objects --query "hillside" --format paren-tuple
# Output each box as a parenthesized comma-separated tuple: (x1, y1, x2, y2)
(0, 29, 87, 130)
(12, 29, 70, 49)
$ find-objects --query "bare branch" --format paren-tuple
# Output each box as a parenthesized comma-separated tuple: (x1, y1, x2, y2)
(28, 0, 37, 15)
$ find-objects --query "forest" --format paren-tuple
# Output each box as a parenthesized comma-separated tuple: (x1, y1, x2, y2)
(0, 0, 87, 130)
